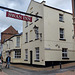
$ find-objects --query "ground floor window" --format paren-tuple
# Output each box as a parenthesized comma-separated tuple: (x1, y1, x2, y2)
(6, 52, 9, 57)
(25, 49, 28, 60)
(62, 48, 68, 58)
(15, 50, 21, 58)
(35, 47, 39, 60)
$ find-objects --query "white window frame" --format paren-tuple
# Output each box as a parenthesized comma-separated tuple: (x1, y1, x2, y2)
(62, 48, 68, 58)
(15, 50, 21, 58)
(26, 21, 28, 27)
(59, 14, 64, 22)
(35, 28, 39, 40)
(16, 37, 20, 47)
(25, 49, 28, 60)
(60, 28, 64, 39)
(35, 47, 39, 60)
(26, 33, 28, 42)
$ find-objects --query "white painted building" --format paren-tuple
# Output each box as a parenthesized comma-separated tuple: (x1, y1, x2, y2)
(2, 0, 75, 66)
(21, 0, 75, 66)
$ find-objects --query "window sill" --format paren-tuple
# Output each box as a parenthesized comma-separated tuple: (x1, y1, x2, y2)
(62, 58, 69, 59)
(25, 26, 28, 28)
(29, 40, 33, 42)
(59, 38, 66, 41)
(29, 23, 33, 25)
(14, 57, 21, 59)
(35, 38, 39, 40)
(35, 19, 39, 22)
(24, 59, 28, 61)
(59, 20, 64, 22)
(15, 46, 20, 48)
(25, 42, 28, 43)
(34, 60, 40, 62)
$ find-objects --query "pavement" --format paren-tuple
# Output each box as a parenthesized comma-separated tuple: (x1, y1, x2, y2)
(0, 62, 75, 75)
(10, 62, 75, 71)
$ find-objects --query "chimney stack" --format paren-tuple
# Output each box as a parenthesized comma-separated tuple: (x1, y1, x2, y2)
(41, 0, 46, 4)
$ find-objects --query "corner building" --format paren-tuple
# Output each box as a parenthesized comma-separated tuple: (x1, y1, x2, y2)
(21, 0, 75, 66)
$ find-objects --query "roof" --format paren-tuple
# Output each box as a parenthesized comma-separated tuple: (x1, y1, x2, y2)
(1, 25, 18, 34)
(4, 32, 23, 43)
(1, 25, 18, 44)
(44, 4, 72, 15)
(29, 0, 72, 15)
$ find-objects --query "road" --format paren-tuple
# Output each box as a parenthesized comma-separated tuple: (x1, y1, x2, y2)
(0, 66, 75, 75)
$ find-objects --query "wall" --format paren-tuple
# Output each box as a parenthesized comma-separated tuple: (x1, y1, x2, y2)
(44, 6, 75, 61)
(22, 1, 45, 65)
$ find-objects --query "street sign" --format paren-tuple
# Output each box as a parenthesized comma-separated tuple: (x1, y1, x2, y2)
(6, 11, 32, 22)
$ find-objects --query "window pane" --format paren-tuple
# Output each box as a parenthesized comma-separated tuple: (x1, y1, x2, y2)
(16, 37, 20, 46)
(60, 34, 64, 38)
(26, 21, 28, 27)
(59, 14, 63, 21)
(26, 33, 28, 42)
(60, 28, 64, 39)
(15, 50, 21, 58)
(60, 29, 64, 34)
(64, 53, 67, 57)
(62, 48, 67, 58)
(35, 47, 39, 60)
(25, 49, 28, 60)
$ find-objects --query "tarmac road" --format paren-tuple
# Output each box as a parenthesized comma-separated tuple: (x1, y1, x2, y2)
(0, 66, 75, 75)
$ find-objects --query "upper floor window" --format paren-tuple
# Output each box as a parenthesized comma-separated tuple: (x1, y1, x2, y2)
(35, 12, 39, 22)
(59, 14, 64, 22)
(59, 28, 66, 41)
(26, 21, 28, 27)
(25, 49, 28, 60)
(35, 47, 39, 61)
(16, 37, 20, 47)
(29, 30, 33, 42)
(62, 48, 68, 58)
(26, 33, 28, 43)
(35, 28, 39, 40)
(30, 7, 33, 10)
(60, 28, 64, 39)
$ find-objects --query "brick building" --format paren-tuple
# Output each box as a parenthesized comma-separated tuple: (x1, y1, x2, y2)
(1, 26, 18, 44)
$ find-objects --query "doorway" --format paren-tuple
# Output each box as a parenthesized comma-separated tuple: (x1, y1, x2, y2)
(30, 51, 33, 65)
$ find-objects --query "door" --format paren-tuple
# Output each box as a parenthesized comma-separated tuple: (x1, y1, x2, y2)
(30, 51, 32, 65)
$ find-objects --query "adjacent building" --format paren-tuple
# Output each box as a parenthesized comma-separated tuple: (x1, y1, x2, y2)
(2, 33, 22, 63)
(1, 26, 18, 44)
(2, 0, 75, 66)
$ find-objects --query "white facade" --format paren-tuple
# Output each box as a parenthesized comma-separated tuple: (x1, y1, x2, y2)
(21, 0, 75, 66)
(2, 33, 22, 63)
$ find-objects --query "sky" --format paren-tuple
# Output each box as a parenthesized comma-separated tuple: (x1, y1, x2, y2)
(0, 0, 72, 39)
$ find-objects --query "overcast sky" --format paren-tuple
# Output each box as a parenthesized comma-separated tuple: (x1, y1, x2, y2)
(0, 0, 72, 39)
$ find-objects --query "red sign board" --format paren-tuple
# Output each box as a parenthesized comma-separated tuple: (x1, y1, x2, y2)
(6, 11, 32, 22)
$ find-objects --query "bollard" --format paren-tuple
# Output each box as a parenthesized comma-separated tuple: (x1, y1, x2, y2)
(52, 61, 54, 68)
(59, 61, 62, 69)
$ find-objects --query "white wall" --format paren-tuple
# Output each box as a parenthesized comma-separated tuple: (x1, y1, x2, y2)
(44, 6, 75, 61)
(22, 1, 45, 65)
